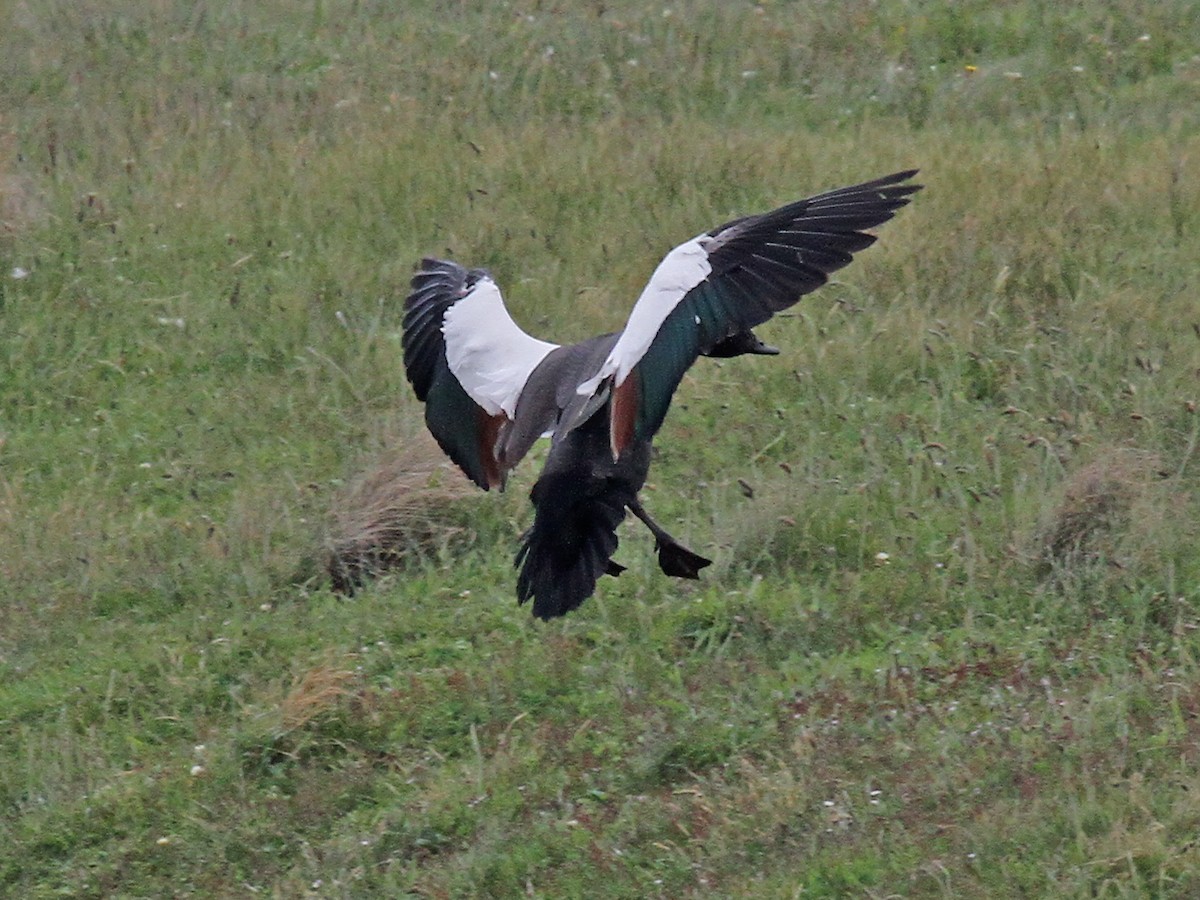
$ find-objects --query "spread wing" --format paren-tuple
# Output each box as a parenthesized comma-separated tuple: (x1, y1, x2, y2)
(403, 258, 557, 490)
(567, 170, 922, 457)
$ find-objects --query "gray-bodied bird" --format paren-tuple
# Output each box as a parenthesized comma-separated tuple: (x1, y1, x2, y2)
(402, 170, 921, 618)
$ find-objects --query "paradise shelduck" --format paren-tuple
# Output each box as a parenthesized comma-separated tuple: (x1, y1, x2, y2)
(403, 170, 921, 619)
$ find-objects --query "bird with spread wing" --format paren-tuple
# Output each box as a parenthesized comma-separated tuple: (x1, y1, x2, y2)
(402, 170, 921, 619)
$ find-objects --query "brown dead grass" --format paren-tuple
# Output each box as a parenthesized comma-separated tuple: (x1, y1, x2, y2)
(280, 664, 360, 732)
(0, 173, 46, 236)
(1038, 447, 1169, 573)
(326, 430, 477, 593)
(0, 131, 47, 238)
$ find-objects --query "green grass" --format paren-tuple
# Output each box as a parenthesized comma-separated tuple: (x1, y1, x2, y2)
(3, 0, 1200, 896)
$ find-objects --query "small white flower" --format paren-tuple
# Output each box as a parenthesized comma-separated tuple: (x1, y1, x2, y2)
(190, 765, 205, 777)
(11, 266, 29, 279)
(156, 836, 171, 846)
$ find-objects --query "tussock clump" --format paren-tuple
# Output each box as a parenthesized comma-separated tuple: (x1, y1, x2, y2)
(0, 137, 47, 237)
(327, 432, 476, 594)
(280, 665, 359, 732)
(1, 175, 42, 232)
(1038, 448, 1167, 574)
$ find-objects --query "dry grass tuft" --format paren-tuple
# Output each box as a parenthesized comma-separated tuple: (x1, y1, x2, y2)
(0, 133, 47, 238)
(326, 431, 477, 594)
(0, 173, 47, 237)
(280, 664, 360, 732)
(1038, 448, 1167, 572)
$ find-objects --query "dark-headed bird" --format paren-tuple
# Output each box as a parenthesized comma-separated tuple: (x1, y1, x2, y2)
(403, 170, 921, 619)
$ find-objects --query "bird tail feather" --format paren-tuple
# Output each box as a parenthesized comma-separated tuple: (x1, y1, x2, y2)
(515, 489, 628, 620)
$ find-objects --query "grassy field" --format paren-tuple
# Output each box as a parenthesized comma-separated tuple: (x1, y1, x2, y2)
(3, 0, 1200, 896)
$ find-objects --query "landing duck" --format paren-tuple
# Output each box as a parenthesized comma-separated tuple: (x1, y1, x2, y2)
(403, 170, 921, 618)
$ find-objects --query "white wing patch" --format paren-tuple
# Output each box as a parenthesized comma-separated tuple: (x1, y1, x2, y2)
(577, 234, 712, 395)
(442, 277, 558, 417)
